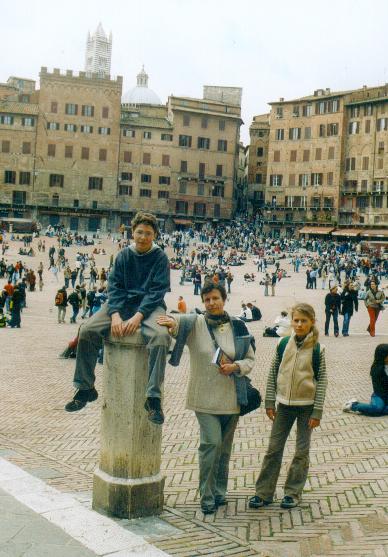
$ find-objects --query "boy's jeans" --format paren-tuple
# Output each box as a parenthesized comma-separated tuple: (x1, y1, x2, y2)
(73, 303, 171, 399)
(342, 312, 351, 335)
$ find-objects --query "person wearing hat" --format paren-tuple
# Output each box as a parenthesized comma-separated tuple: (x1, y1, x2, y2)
(324, 285, 341, 337)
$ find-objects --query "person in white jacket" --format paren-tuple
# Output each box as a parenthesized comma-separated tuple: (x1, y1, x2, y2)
(264, 311, 291, 337)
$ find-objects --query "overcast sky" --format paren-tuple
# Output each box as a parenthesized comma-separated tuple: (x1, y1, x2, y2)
(2, 0, 388, 143)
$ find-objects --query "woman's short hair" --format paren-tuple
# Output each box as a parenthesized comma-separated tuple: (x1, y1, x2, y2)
(200, 282, 227, 301)
(131, 212, 158, 235)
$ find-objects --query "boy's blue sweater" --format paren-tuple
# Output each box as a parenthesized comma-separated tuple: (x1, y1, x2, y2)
(107, 244, 170, 320)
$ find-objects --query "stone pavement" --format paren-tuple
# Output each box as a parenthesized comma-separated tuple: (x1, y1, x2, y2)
(0, 236, 387, 556)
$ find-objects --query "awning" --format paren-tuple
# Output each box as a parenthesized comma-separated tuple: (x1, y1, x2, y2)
(332, 228, 363, 237)
(173, 218, 193, 225)
(298, 226, 335, 235)
(359, 228, 388, 238)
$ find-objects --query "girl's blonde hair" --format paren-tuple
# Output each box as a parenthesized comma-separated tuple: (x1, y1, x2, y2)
(291, 303, 319, 345)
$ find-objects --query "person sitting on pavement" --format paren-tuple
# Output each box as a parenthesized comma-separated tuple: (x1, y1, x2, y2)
(263, 311, 291, 337)
(247, 302, 262, 321)
(238, 303, 253, 322)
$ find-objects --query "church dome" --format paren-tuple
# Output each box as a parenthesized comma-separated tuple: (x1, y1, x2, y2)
(122, 66, 161, 105)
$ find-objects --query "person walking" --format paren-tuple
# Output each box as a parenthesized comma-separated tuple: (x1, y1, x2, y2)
(55, 286, 68, 323)
(249, 303, 327, 510)
(193, 269, 202, 296)
(324, 285, 341, 337)
(340, 280, 358, 336)
(9, 285, 23, 328)
(226, 271, 234, 294)
(68, 287, 81, 323)
(271, 272, 277, 297)
(264, 274, 270, 297)
(365, 280, 385, 337)
(158, 283, 255, 514)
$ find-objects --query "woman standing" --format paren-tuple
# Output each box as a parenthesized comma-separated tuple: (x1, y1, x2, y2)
(158, 283, 255, 515)
(365, 281, 385, 337)
(340, 280, 358, 336)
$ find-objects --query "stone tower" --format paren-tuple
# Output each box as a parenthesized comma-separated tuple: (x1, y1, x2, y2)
(85, 23, 112, 76)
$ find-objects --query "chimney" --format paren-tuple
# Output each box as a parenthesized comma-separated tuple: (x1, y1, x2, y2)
(279, 97, 284, 102)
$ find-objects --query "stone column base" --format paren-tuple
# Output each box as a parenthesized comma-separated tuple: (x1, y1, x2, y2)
(92, 467, 165, 519)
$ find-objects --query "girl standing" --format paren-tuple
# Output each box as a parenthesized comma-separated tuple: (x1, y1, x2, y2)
(249, 303, 327, 509)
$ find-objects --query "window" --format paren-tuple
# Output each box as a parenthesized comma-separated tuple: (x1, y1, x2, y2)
(141, 174, 151, 183)
(123, 129, 135, 138)
(372, 196, 383, 209)
(212, 184, 224, 197)
(99, 148, 107, 162)
(65, 123, 77, 132)
(292, 106, 300, 117)
(47, 122, 59, 130)
(290, 150, 297, 162)
(317, 101, 326, 115)
(214, 204, 221, 217)
(348, 121, 359, 134)
(0, 115, 14, 125)
(218, 139, 227, 151)
(201, 117, 208, 129)
(197, 182, 204, 195)
(65, 103, 78, 115)
(162, 154, 170, 166)
(327, 123, 338, 136)
(311, 173, 323, 185)
(365, 119, 371, 133)
(289, 128, 301, 140)
(273, 150, 280, 162)
(276, 107, 283, 118)
(1, 140, 10, 153)
(304, 127, 311, 139)
(198, 137, 210, 149)
(257, 147, 264, 157)
(161, 133, 173, 141)
(198, 163, 205, 178)
(52, 194, 59, 207)
(332, 99, 339, 112)
(143, 131, 152, 139)
(22, 141, 31, 154)
(51, 101, 58, 113)
(219, 120, 225, 131)
(255, 173, 262, 184)
(82, 105, 94, 117)
(327, 172, 334, 186)
(299, 173, 309, 187)
(65, 145, 73, 158)
(328, 146, 335, 160)
(289, 173, 296, 186)
(49, 174, 64, 187)
(315, 148, 322, 161)
(345, 157, 356, 171)
(102, 106, 109, 118)
(319, 124, 326, 137)
(98, 127, 110, 135)
(47, 144, 56, 157)
(19, 171, 30, 185)
(159, 176, 170, 185)
(275, 129, 284, 140)
(378, 141, 384, 154)
(81, 147, 89, 160)
(364, 104, 373, 116)
(377, 118, 388, 131)
(73, 199, 79, 208)
(119, 185, 132, 196)
(362, 156, 369, 170)
(12, 191, 26, 205)
(377, 158, 384, 170)
(303, 150, 310, 162)
(140, 189, 152, 198)
(194, 202, 206, 216)
(176, 200, 188, 213)
(21, 117, 34, 127)
(123, 151, 132, 163)
(180, 160, 187, 172)
(88, 177, 103, 190)
(179, 180, 187, 194)
(179, 135, 192, 147)
(158, 190, 169, 199)
(302, 104, 312, 117)
(270, 174, 282, 186)
(121, 172, 133, 181)
(216, 164, 223, 177)
(350, 106, 360, 118)
(143, 153, 151, 165)
(183, 114, 190, 126)
(92, 201, 98, 209)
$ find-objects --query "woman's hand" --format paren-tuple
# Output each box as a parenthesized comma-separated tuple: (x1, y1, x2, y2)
(308, 418, 320, 429)
(266, 408, 276, 421)
(156, 315, 176, 333)
(219, 362, 239, 375)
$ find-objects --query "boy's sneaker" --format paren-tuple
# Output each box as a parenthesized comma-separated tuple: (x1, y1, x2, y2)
(280, 496, 298, 509)
(65, 388, 98, 412)
(144, 397, 164, 425)
(248, 495, 272, 509)
(343, 399, 357, 413)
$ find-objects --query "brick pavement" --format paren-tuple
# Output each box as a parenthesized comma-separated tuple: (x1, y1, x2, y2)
(0, 235, 387, 556)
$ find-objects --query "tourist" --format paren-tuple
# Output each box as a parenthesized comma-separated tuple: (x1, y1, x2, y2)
(238, 302, 252, 322)
(247, 302, 262, 321)
(343, 344, 388, 416)
(55, 286, 68, 324)
(249, 303, 327, 510)
(271, 272, 277, 296)
(365, 280, 385, 337)
(226, 271, 234, 294)
(9, 285, 23, 328)
(68, 287, 81, 323)
(324, 285, 341, 337)
(340, 280, 358, 336)
(177, 295, 187, 314)
(263, 310, 290, 337)
(64, 212, 171, 425)
(157, 283, 255, 514)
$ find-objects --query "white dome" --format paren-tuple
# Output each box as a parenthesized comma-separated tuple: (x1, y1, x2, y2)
(122, 66, 161, 105)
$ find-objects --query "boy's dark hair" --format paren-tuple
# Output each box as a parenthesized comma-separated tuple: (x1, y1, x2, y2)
(131, 212, 158, 235)
(200, 282, 227, 301)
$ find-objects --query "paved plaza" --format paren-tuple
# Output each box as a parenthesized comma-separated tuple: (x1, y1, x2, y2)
(0, 236, 387, 557)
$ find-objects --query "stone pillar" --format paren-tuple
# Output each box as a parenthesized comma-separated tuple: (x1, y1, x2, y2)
(92, 331, 164, 519)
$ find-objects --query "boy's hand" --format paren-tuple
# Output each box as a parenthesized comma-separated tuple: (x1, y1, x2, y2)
(122, 312, 143, 336)
(308, 418, 320, 429)
(156, 315, 176, 333)
(266, 408, 276, 421)
(111, 313, 123, 337)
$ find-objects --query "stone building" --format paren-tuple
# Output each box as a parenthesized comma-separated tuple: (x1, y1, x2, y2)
(247, 113, 269, 214)
(85, 23, 112, 77)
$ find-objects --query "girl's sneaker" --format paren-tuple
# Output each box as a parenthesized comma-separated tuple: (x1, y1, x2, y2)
(343, 399, 357, 413)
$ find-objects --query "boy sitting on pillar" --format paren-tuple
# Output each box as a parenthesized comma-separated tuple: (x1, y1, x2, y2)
(65, 212, 171, 425)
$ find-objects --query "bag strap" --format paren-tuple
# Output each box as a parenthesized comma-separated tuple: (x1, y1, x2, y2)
(204, 319, 219, 350)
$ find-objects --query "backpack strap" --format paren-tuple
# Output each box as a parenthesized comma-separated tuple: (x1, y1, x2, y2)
(276, 336, 320, 380)
(276, 336, 290, 363)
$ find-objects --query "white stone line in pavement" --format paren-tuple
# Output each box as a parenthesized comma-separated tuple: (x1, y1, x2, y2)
(0, 457, 169, 557)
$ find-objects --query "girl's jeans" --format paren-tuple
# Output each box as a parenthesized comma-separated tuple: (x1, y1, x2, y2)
(352, 393, 388, 416)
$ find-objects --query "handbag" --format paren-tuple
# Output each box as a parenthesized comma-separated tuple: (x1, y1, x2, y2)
(205, 320, 261, 416)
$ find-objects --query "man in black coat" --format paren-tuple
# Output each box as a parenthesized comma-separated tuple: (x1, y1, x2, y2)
(340, 281, 358, 336)
(324, 285, 341, 337)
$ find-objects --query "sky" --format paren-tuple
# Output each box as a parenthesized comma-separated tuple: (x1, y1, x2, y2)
(2, 0, 388, 143)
